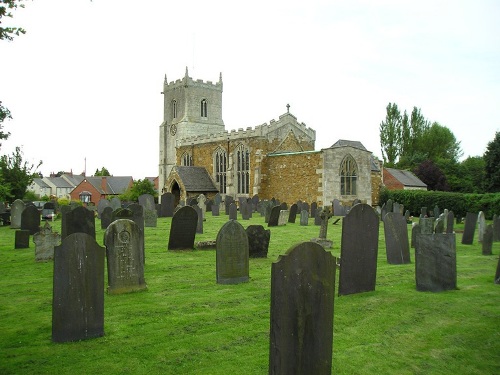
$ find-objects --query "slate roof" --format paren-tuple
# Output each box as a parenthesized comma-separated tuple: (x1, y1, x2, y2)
(330, 139, 367, 151)
(50, 177, 74, 188)
(174, 166, 219, 192)
(84, 176, 133, 194)
(385, 168, 427, 188)
(32, 178, 51, 188)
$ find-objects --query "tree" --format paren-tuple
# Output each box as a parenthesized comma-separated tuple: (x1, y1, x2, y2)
(0, 146, 42, 202)
(0, 0, 26, 41)
(379, 103, 401, 166)
(413, 159, 450, 191)
(0, 101, 11, 149)
(420, 122, 462, 163)
(120, 178, 156, 202)
(94, 167, 111, 176)
(483, 131, 500, 192)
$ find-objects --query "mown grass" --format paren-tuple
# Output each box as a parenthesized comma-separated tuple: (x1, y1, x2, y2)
(0, 213, 499, 374)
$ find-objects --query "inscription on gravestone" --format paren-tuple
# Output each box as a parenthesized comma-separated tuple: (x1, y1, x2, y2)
(216, 220, 249, 284)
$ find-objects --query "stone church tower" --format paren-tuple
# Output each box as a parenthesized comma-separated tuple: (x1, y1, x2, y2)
(159, 67, 224, 191)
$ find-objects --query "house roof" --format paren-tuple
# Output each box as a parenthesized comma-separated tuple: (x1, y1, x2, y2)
(174, 166, 219, 192)
(32, 178, 51, 188)
(83, 176, 133, 195)
(49, 177, 74, 188)
(385, 168, 427, 188)
(330, 139, 367, 151)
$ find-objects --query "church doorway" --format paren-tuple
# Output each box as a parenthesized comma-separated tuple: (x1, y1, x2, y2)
(171, 181, 181, 206)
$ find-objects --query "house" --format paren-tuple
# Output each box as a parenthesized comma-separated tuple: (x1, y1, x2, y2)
(29, 173, 85, 199)
(69, 176, 134, 205)
(383, 167, 427, 190)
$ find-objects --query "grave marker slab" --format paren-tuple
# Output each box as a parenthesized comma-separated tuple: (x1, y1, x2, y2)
(288, 204, 298, 223)
(462, 212, 478, 245)
(216, 220, 249, 284)
(384, 212, 411, 264)
(300, 210, 309, 226)
(168, 206, 198, 250)
(62, 206, 96, 240)
(211, 204, 220, 216)
(278, 210, 288, 226)
(160, 192, 175, 217)
(15, 229, 30, 249)
(34, 222, 61, 261)
(268, 206, 281, 227)
(21, 205, 41, 235)
(246, 225, 270, 258)
(482, 224, 493, 255)
(229, 202, 237, 221)
(97, 199, 111, 219)
(10, 199, 25, 229)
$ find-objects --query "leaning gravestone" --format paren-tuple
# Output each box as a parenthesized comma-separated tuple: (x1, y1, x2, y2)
(300, 209, 309, 226)
(15, 230, 30, 249)
(168, 206, 198, 250)
(61, 206, 95, 240)
(288, 204, 298, 223)
(160, 192, 175, 217)
(216, 220, 249, 284)
(477, 211, 486, 243)
(482, 224, 493, 256)
(33, 221, 61, 262)
(52, 233, 104, 342)
(100, 206, 113, 229)
(246, 225, 270, 258)
(461, 212, 478, 245)
(384, 212, 411, 264)
(10, 199, 25, 229)
(338, 204, 379, 296)
(104, 219, 147, 294)
(21, 204, 41, 235)
(269, 241, 336, 375)
(268, 205, 281, 227)
(415, 233, 457, 292)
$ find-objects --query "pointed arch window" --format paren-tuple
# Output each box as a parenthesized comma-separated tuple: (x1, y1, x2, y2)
(213, 148, 227, 193)
(172, 100, 177, 119)
(340, 155, 357, 195)
(181, 151, 193, 166)
(201, 99, 207, 118)
(236, 144, 250, 194)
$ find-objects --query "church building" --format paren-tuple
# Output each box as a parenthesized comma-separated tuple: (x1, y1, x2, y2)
(159, 68, 382, 208)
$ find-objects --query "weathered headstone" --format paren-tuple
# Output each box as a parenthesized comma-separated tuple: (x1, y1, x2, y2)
(288, 204, 298, 223)
(415, 233, 457, 292)
(300, 209, 309, 226)
(386, 199, 393, 214)
(461, 212, 478, 245)
(314, 208, 322, 226)
(310, 201, 317, 218)
(240, 199, 250, 220)
(339, 204, 379, 296)
(433, 205, 440, 219)
(434, 216, 444, 234)
(420, 206, 427, 218)
(160, 192, 175, 217)
(110, 197, 122, 211)
(10, 199, 25, 229)
(411, 222, 420, 248)
(482, 224, 493, 255)
(246, 225, 270, 258)
(193, 204, 203, 234)
(384, 212, 411, 264)
(168, 206, 198, 250)
(61, 206, 95, 240)
(268, 205, 281, 227)
(211, 204, 220, 216)
(197, 194, 207, 220)
(100, 206, 113, 229)
(477, 211, 486, 243)
(278, 210, 288, 226)
(269, 241, 336, 375)
(311, 207, 334, 249)
(104, 219, 147, 294)
(15, 229, 30, 249)
(224, 196, 234, 215)
(214, 193, 222, 206)
(264, 202, 272, 223)
(33, 221, 61, 261)
(52, 233, 104, 342)
(446, 211, 455, 233)
(143, 208, 158, 228)
(419, 217, 434, 234)
(21, 205, 41, 235)
(216, 220, 249, 284)
(380, 203, 387, 222)
(251, 194, 259, 212)
(229, 202, 237, 221)
(493, 214, 500, 242)
(97, 199, 111, 219)
(495, 255, 500, 284)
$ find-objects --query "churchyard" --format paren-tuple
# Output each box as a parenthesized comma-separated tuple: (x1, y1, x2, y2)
(0, 203, 498, 374)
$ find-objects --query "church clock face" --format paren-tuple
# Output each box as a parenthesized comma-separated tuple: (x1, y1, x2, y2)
(170, 124, 177, 135)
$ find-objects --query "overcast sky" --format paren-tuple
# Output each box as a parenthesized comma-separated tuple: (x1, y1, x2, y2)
(1, 0, 499, 179)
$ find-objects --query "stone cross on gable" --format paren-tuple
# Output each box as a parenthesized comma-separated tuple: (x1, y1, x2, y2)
(319, 207, 334, 239)
(286, 103, 290, 113)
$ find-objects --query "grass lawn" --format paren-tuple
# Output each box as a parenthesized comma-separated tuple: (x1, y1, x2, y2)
(0, 212, 499, 374)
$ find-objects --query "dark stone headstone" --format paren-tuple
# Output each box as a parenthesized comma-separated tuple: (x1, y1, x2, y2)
(168, 206, 198, 250)
(419, 217, 434, 234)
(482, 224, 493, 255)
(386, 199, 393, 213)
(240, 199, 250, 220)
(229, 202, 237, 221)
(411, 222, 420, 248)
(246, 225, 270, 258)
(338, 204, 379, 296)
(264, 202, 272, 223)
(268, 205, 281, 227)
(314, 208, 322, 226)
(61, 206, 95, 240)
(333, 199, 344, 217)
(33, 221, 61, 261)
(206, 199, 213, 213)
(15, 229, 30, 249)
(216, 220, 249, 284)
(251, 194, 259, 212)
(310, 202, 317, 218)
(193, 204, 203, 234)
(100, 206, 113, 229)
(10, 199, 25, 229)
(110, 197, 121, 211)
(269, 241, 336, 375)
(138, 193, 155, 212)
(211, 204, 220, 216)
(415, 233, 457, 292)
(288, 204, 298, 223)
(52, 233, 104, 342)
(495, 256, 500, 284)
(104, 219, 147, 294)
(300, 210, 309, 226)
(214, 193, 222, 206)
(302, 202, 309, 216)
(461, 212, 478, 245)
(493, 214, 500, 242)
(384, 212, 411, 264)
(160, 192, 175, 217)
(446, 211, 455, 233)
(21, 205, 41, 235)
(97, 199, 111, 219)
(279, 202, 288, 211)
(143, 208, 158, 228)
(224, 196, 234, 215)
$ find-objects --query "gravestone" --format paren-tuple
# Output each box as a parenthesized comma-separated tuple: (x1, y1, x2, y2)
(288, 204, 298, 223)
(386, 199, 393, 214)
(139, 194, 157, 227)
(143, 208, 158, 227)
(393, 202, 401, 214)
(251, 194, 259, 212)
(21, 205, 41, 235)
(433, 205, 440, 219)
(104, 219, 147, 294)
(461, 212, 478, 245)
(380, 203, 387, 222)
(160, 192, 175, 217)
(300, 210, 309, 226)
(224, 196, 234, 215)
(279, 202, 288, 211)
(193, 204, 203, 234)
(269, 241, 336, 375)
(314, 208, 322, 226)
(384, 212, 411, 264)
(110, 197, 121, 211)
(100, 206, 113, 229)
(216, 220, 249, 284)
(268, 205, 281, 227)
(493, 214, 500, 242)
(214, 193, 222, 206)
(411, 222, 420, 248)
(211, 204, 220, 216)
(443, 209, 449, 230)
(415, 233, 457, 292)
(310, 202, 317, 219)
(278, 210, 288, 226)
(405, 210, 411, 222)
(42, 202, 56, 221)
(495, 256, 500, 284)
(482, 224, 493, 255)
(15, 229, 30, 249)
(302, 202, 310, 216)
(419, 217, 434, 234)
(446, 211, 455, 233)
(311, 207, 334, 249)
(477, 211, 486, 242)
(197, 194, 207, 220)
(61, 206, 95, 240)
(240, 199, 250, 220)
(434, 216, 444, 234)
(138, 194, 155, 211)
(33, 221, 61, 261)
(168, 206, 198, 250)
(339, 204, 379, 296)
(420, 206, 427, 218)
(229, 202, 237, 221)
(97, 199, 111, 219)
(121, 204, 145, 264)
(10, 199, 25, 229)
(246, 225, 270, 258)
(206, 199, 213, 213)
(52, 233, 104, 342)
(264, 202, 272, 223)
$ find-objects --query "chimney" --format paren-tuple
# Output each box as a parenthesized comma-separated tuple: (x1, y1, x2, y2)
(101, 176, 107, 193)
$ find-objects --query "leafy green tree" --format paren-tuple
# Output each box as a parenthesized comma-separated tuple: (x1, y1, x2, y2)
(483, 131, 500, 192)
(1, 0, 25, 41)
(94, 167, 111, 176)
(0, 146, 42, 202)
(420, 122, 462, 163)
(0, 101, 11, 149)
(120, 178, 156, 202)
(379, 103, 401, 166)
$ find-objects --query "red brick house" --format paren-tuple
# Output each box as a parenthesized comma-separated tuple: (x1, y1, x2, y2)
(70, 176, 134, 205)
(383, 167, 427, 190)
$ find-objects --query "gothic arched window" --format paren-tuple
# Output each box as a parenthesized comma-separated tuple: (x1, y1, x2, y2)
(181, 151, 193, 166)
(213, 147, 227, 194)
(340, 155, 357, 195)
(172, 100, 177, 119)
(201, 99, 207, 118)
(236, 144, 250, 194)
